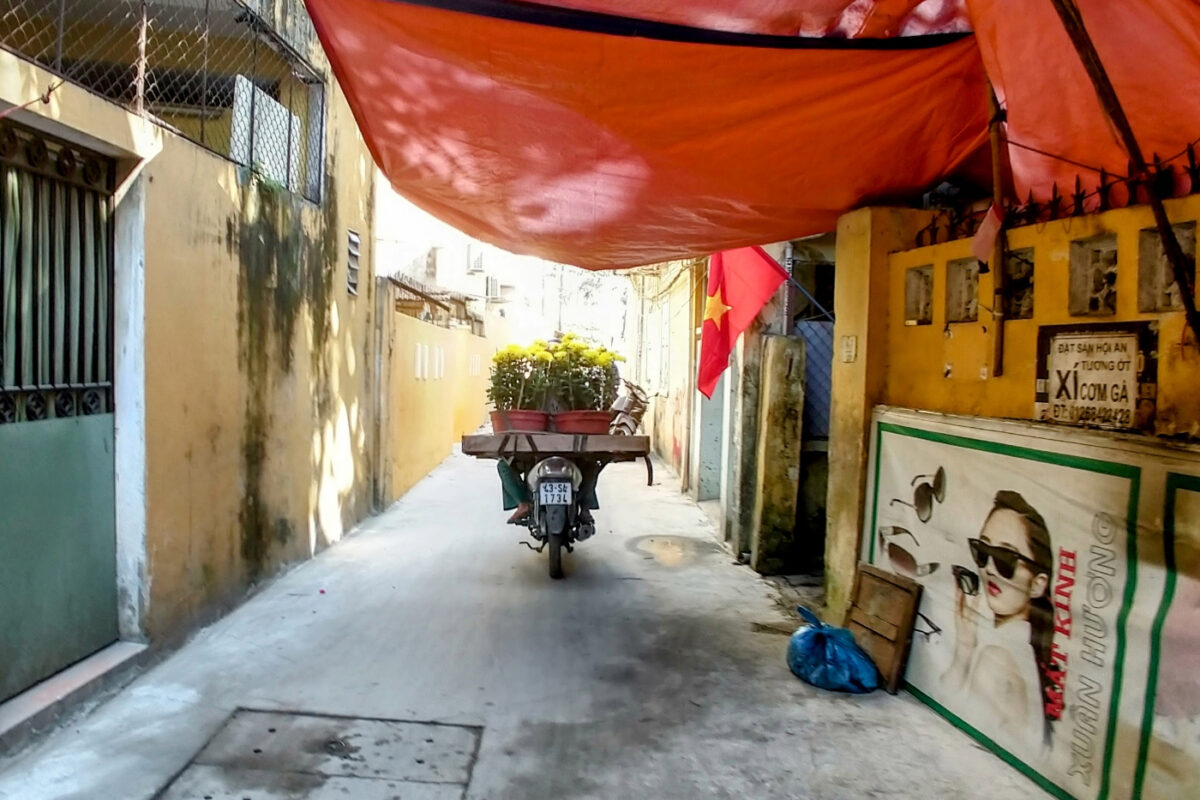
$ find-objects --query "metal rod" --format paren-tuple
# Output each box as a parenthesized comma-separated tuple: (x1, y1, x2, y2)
(988, 85, 1006, 378)
(201, 0, 211, 145)
(786, 275, 833, 321)
(1049, 0, 1200, 345)
(54, 0, 66, 73)
(249, 31, 259, 171)
(135, 2, 148, 115)
(286, 70, 295, 191)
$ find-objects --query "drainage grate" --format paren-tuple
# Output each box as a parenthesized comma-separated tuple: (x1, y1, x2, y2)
(158, 709, 481, 800)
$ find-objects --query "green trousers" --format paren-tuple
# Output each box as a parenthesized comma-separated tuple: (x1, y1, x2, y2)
(497, 459, 601, 511)
(498, 459, 531, 510)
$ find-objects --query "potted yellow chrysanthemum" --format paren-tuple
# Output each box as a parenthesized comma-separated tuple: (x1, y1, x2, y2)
(487, 342, 552, 431)
(546, 334, 626, 434)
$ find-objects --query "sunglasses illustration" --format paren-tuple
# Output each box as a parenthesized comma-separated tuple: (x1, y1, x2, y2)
(968, 538, 1048, 580)
(952, 564, 980, 596)
(889, 466, 947, 523)
(914, 611, 942, 642)
(878, 526, 939, 578)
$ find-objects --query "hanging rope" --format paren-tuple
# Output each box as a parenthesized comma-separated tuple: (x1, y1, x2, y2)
(0, 81, 62, 122)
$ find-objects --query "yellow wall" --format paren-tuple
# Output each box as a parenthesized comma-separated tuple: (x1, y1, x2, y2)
(886, 195, 1200, 436)
(826, 199, 1200, 617)
(381, 313, 492, 504)
(825, 208, 934, 617)
(2, 44, 380, 639)
(141, 87, 378, 637)
(637, 261, 698, 482)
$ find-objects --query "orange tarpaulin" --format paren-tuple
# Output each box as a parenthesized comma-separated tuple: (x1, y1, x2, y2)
(305, 1, 1200, 269)
(969, 0, 1200, 206)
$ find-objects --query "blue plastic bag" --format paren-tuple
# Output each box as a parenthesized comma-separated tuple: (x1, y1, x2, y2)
(786, 606, 881, 693)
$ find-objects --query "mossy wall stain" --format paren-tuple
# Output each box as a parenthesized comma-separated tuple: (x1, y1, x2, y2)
(233, 167, 340, 580)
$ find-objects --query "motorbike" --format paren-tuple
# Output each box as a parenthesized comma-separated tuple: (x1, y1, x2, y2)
(520, 455, 600, 579)
(501, 380, 650, 579)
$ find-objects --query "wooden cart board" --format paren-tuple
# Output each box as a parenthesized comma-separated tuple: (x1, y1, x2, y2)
(461, 433, 650, 459)
(842, 563, 922, 694)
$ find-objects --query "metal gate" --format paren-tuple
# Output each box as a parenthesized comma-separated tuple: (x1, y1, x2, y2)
(793, 320, 834, 441)
(0, 124, 117, 702)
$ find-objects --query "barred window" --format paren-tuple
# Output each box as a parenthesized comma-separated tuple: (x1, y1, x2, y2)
(0, 1, 326, 203)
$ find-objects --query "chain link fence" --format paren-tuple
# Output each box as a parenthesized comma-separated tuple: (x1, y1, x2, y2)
(0, 0, 325, 202)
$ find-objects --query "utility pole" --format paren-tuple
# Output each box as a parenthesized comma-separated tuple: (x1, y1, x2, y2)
(556, 264, 564, 335)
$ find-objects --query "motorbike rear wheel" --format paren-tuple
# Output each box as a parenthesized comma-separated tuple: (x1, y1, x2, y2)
(548, 533, 565, 579)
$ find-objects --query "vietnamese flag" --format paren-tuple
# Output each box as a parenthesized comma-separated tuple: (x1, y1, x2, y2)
(697, 247, 789, 398)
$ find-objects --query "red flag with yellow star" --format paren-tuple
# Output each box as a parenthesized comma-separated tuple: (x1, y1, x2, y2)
(697, 247, 788, 398)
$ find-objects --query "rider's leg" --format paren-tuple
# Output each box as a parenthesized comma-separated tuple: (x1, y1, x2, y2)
(577, 461, 602, 517)
(497, 460, 531, 521)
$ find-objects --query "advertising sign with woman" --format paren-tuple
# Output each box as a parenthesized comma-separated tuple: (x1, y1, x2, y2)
(866, 412, 1139, 800)
(1135, 474, 1200, 798)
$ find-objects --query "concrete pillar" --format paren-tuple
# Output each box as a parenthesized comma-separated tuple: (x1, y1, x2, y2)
(825, 208, 933, 619)
(720, 243, 788, 558)
(750, 335, 806, 574)
(725, 289, 786, 558)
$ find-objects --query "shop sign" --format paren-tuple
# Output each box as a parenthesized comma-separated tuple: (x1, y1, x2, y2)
(1035, 322, 1157, 433)
(1046, 331, 1138, 428)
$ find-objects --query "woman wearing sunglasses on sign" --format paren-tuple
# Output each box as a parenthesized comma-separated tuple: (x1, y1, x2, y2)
(942, 490, 1057, 752)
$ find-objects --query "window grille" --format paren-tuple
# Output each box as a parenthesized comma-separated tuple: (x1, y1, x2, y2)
(0, 0, 326, 202)
(0, 124, 114, 424)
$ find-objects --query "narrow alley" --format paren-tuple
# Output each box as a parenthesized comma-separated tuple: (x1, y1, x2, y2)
(0, 450, 1033, 800)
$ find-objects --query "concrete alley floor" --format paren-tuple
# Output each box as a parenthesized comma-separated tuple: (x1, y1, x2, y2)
(0, 450, 1043, 800)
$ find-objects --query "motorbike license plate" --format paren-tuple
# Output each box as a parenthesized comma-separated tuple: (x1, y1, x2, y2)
(539, 481, 572, 506)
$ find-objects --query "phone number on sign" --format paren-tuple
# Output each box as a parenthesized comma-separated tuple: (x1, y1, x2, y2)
(1051, 404, 1131, 426)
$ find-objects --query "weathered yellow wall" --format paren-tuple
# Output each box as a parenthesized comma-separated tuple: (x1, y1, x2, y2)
(827, 198, 1200, 617)
(141, 84, 378, 637)
(640, 262, 697, 482)
(381, 313, 492, 504)
(886, 195, 1200, 435)
(825, 208, 934, 618)
(2, 44, 380, 639)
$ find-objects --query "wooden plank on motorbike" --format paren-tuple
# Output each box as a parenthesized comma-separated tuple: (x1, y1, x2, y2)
(461, 433, 650, 458)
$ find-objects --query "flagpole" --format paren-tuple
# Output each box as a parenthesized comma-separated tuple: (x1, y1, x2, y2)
(988, 84, 1007, 378)
(762, 247, 835, 322)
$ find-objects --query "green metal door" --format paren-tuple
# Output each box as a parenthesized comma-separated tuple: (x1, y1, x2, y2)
(0, 126, 117, 703)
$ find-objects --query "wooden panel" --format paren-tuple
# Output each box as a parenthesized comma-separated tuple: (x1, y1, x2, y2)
(843, 563, 921, 694)
(461, 433, 650, 458)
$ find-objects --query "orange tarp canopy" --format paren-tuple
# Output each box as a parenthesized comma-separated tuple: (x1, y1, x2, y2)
(305, 1, 1200, 269)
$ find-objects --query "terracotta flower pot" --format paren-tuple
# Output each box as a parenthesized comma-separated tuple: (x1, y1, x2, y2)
(552, 410, 616, 435)
(490, 409, 549, 432)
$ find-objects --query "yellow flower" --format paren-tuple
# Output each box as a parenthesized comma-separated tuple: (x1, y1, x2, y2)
(536, 351, 553, 363)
